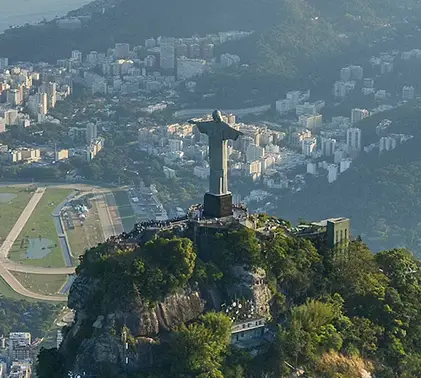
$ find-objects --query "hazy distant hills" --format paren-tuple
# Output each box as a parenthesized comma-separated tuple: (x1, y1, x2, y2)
(0, 0, 283, 62)
(0, 0, 417, 64)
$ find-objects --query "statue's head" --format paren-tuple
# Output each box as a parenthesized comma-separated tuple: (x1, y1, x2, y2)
(212, 110, 223, 123)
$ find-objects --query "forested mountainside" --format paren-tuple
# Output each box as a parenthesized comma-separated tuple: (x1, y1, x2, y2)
(0, 0, 419, 69)
(278, 101, 421, 257)
(36, 215, 421, 377)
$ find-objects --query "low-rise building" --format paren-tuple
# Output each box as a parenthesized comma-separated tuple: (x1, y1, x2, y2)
(9, 149, 40, 163)
(231, 317, 266, 348)
(298, 114, 322, 129)
(402, 86, 415, 100)
(55, 149, 69, 161)
(9, 332, 31, 362)
(295, 217, 350, 251)
(193, 165, 210, 179)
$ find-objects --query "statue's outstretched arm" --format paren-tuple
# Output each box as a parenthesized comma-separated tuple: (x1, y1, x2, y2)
(222, 123, 242, 141)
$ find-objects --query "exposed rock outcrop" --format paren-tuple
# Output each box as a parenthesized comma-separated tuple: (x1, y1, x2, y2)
(60, 285, 206, 373)
(229, 265, 272, 316)
(119, 289, 205, 336)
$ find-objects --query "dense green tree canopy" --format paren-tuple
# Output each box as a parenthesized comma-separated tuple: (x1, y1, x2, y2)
(38, 219, 421, 377)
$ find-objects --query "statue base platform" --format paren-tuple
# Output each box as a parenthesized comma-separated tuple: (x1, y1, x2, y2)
(203, 192, 233, 218)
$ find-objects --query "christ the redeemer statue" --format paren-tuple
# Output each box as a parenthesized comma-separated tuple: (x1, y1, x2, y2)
(189, 110, 242, 218)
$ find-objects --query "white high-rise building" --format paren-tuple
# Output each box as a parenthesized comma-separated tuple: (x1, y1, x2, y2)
(327, 164, 338, 183)
(0, 117, 5, 133)
(57, 330, 63, 349)
(31, 92, 48, 115)
(375, 90, 387, 100)
(402, 86, 415, 100)
(321, 137, 337, 156)
(7, 89, 20, 106)
(145, 38, 156, 48)
(188, 43, 201, 59)
(351, 108, 369, 124)
(86, 51, 99, 66)
(86, 123, 97, 143)
(350, 65, 364, 80)
(246, 144, 265, 162)
(245, 160, 262, 179)
(340, 67, 351, 81)
(169, 139, 183, 152)
(298, 114, 322, 129)
(41, 82, 57, 108)
(275, 98, 294, 114)
(340, 158, 352, 173)
(265, 144, 280, 154)
(346, 128, 362, 151)
(0, 57, 8, 70)
(364, 78, 374, 88)
(220, 53, 240, 68)
(296, 102, 317, 116)
(379, 136, 397, 152)
(380, 62, 393, 74)
(334, 149, 345, 164)
(307, 162, 317, 175)
(3, 109, 18, 125)
(301, 137, 317, 156)
(286, 91, 301, 107)
(71, 50, 82, 63)
(333, 81, 354, 98)
(9, 332, 31, 361)
(160, 43, 175, 70)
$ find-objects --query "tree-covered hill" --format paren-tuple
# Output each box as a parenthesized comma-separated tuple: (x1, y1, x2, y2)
(276, 101, 421, 256)
(36, 215, 421, 377)
(0, 0, 418, 67)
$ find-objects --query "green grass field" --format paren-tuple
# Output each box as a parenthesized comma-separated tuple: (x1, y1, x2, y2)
(0, 276, 40, 302)
(66, 200, 104, 259)
(9, 188, 72, 268)
(0, 186, 34, 244)
(12, 272, 67, 296)
(112, 189, 136, 232)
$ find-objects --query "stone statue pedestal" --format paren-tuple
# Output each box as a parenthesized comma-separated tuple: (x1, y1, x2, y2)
(203, 192, 233, 218)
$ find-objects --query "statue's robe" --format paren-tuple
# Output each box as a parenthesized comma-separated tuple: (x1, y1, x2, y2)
(196, 121, 241, 195)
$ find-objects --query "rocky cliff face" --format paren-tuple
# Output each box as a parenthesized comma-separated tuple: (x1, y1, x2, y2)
(61, 257, 272, 374)
(230, 265, 272, 316)
(61, 274, 206, 373)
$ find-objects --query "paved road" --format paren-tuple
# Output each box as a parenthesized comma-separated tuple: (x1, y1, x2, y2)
(52, 191, 78, 266)
(0, 183, 123, 300)
(0, 259, 66, 302)
(2, 261, 75, 274)
(0, 188, 46, 259)
(95, 191, 123, 239)
(104, 192, 124, 235)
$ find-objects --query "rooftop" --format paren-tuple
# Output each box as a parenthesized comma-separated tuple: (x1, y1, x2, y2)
(310, 217, 349, 227)
(231, 317, 266, 334)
